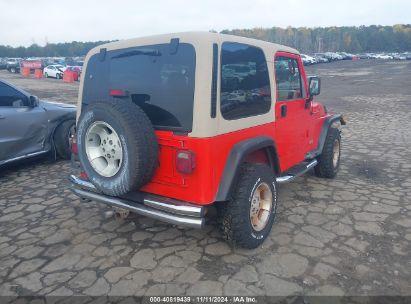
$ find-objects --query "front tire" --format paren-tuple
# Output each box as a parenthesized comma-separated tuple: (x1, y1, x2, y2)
(314, 127, 341, 178)
(217, 164, 278, 249)
(44, 72, 48, 78)
(54, 120, 76, 159)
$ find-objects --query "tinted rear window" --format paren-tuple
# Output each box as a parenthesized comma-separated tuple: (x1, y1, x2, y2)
(109, 43, 195, 132)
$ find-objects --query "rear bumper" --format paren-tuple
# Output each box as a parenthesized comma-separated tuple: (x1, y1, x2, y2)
(69, 175, 205, 229)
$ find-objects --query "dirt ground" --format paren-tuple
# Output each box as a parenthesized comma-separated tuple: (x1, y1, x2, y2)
(1, 71, 79, 105)
(0, 60, 410, 297)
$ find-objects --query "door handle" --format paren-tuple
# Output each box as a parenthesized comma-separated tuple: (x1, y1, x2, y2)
(0, 115, 5, 119)
(280, 104, 287, 117)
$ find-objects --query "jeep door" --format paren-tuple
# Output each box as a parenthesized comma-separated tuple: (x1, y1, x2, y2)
(0, 82, 48, 163)
(274, 52, 311, 171)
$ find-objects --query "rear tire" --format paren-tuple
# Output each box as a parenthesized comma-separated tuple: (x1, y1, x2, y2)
(217, 163, 277, 249)
(77, 100, 158, 196)
(54, 120, 75, 160)
(314, 127, 341, 178)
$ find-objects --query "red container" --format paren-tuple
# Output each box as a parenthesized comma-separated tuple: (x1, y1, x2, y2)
(63, 71, 75, 83)
(34, 69, 43, 78)
(21, 67, 30, 77)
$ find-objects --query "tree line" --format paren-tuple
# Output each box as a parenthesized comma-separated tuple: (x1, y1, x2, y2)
(0, 41, 113, 58)
(1, 24, 410, 57)
(221, 24, 411, 53)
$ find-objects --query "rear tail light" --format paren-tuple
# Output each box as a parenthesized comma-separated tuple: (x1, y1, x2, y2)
(176, 150, 196, 174)
(109, 89, 128, 97)
(69, 134, 78, 155)
(79, 171, 88, 180)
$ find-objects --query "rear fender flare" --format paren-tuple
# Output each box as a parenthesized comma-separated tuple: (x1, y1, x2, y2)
(215, 136, 279, 202)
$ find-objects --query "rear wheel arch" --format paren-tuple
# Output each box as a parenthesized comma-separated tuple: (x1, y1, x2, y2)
(215, 136, 280, 202)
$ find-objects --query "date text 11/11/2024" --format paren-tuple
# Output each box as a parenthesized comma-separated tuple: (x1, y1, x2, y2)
(149, 296, 257, 303)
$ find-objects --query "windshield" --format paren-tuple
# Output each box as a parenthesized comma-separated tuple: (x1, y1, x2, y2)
(108, 43, 196, 132)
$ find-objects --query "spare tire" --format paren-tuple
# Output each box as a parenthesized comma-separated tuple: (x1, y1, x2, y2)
(77, 100, 158, 196)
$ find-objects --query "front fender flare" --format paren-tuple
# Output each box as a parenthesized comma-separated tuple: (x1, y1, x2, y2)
(307, 114, 345, 159)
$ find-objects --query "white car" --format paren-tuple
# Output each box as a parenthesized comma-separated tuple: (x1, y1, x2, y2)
(43, 65, 66, 79)
(375, 54, 393, 60)
(301, 54, 316, 65)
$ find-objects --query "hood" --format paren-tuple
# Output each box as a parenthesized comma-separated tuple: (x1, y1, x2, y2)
(39, 100, 76, 123)
(39, 100, 76, 110)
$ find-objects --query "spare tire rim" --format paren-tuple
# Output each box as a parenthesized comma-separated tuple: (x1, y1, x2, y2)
(85, 121, 123, 177)
(250, 182, 273, 232)
(332, 139, 340, 168)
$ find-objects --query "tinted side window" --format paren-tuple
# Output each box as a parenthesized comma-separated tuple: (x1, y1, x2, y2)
(274, 57, 305, 101)
(220, 42, 271, 120)
(0, 82, 28, 107)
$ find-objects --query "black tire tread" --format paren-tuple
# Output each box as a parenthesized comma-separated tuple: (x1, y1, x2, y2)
(77, 100, 158, 196)
(314, 127, 341, 178)
(217, 163, 277, 249)
(54, 119, 75, 160)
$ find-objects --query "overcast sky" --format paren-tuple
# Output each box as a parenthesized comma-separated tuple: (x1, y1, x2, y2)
(1, 0, 410, 47)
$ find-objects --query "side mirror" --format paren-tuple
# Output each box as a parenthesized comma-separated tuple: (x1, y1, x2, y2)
(308, 76, 321, 96)
(29, 95, 39, 107)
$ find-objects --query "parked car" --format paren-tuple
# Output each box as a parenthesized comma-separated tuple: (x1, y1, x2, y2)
(393, 53, 407, 60)
(323, 52, 342, 61)
(0, 80, 76, 166)
(43, 65, 66, 79)
(357, 53, 370, 59)
(313, 54, 329, 63)
(65, 66, 82, 81)
(338, 52, 353, 60)
(0, 58, 7, 70)
(301, 54, 316, 65)
(375, 54, 393, 59)
(6, 58, 21, 73)
(70, 32, 345, 248)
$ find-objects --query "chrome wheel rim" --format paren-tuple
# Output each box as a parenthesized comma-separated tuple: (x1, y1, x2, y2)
(250, 182, 273, 232)
(85, 121, 123, 177)
(332, 139, 340, 168)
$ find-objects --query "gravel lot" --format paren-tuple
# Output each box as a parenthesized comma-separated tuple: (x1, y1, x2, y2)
(0, 60, 410, 296)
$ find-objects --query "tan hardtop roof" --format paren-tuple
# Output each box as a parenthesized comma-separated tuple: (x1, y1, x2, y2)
(79, 32, 301, 136)
(87, 31, 299, 57)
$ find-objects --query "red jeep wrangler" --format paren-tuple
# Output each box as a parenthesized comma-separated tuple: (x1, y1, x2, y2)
(71, 32, 345, 248)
